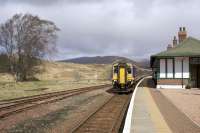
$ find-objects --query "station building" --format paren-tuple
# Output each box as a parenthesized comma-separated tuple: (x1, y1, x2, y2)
(151, 27, 200, 89)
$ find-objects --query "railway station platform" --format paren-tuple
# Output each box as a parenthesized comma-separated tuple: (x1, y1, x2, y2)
(124, 77, 200, 133)
(131, 87, 171, 133)
(123, 77, 172, 133)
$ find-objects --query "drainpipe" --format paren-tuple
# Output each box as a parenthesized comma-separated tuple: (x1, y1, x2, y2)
(182, 59, 184, 88)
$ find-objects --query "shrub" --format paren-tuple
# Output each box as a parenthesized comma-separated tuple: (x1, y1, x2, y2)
(186, 84, 191, 89)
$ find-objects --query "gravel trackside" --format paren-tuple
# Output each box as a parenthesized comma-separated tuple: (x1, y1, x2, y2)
(0, 88, 112, 133)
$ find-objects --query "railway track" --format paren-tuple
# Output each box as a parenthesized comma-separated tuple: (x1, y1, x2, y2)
(70, 75, 148, 133)
(0, 84, 110, 119)
(72, 94, 131, 133)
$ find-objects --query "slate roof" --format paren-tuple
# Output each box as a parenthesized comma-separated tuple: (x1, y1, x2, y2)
(151, 37, 200, 57)
(150, 37, 200, 67)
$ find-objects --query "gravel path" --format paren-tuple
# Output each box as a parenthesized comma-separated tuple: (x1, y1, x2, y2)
(150, 88, 200, 133)
(160, 89, 200, 126)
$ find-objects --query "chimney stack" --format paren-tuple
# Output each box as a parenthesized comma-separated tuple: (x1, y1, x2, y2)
(173, 36, 178, 46)
(178, 27, 187, 43)
(167, 44, 173, 50)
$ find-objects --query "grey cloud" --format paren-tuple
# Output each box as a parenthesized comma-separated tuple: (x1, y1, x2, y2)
(0, 0, 108, 6)
(0, 0, 57, 6)
(1, 0, 200, 60)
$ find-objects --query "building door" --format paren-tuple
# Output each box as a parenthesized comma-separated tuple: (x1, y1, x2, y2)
(190, 64, 200, 88)
(190, 58, 200, 88)
(197, 65, 200, 88)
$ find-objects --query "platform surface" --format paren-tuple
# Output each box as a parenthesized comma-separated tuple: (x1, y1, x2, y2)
(130, 87, 171, 133)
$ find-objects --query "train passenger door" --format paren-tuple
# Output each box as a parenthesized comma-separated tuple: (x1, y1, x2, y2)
(119, 67, 126, 84)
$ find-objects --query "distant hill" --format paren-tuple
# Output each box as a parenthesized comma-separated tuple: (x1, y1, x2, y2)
(60, 56, 136, 64)
(59, 56, 150, 68)
(137, 59, 150, 69)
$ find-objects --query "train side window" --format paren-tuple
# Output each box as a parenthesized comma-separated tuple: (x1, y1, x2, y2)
(114, 66, 118, 73)
(132, 67, 136, 76)
(127, 67, 131, 74)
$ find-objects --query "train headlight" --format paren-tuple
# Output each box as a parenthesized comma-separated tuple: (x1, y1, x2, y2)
(112, 80, 117, 84)
(113, 79, 117, 81)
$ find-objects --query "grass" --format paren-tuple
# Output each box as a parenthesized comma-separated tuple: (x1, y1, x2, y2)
(0, 61, 111, 100)
(0, 80, 110, 101)
(0, 60, 112, 100)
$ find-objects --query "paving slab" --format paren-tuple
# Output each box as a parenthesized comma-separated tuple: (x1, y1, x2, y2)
(130, 87, 171, 133)
(150, 88, 200, 133)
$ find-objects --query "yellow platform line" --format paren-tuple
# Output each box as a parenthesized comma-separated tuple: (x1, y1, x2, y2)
(144, 87, 172, 133)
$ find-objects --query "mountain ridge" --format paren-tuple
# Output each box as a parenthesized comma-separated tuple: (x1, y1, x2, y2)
(59, 56, 150, 68)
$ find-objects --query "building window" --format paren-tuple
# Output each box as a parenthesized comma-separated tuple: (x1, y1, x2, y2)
(167, 59, 173, 78)
(159, 57, 189, 79)
(160, 59, 166, 78)
(175, 58, 182, 78)
(159, 58, 174, 79)
(183, 58, 189, 78)
(175, 57, 189, 79)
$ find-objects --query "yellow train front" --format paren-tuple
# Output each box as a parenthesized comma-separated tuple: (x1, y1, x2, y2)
(112, 62, 136, 92)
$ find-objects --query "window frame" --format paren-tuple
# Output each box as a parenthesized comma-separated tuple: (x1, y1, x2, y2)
(159, 58, 175, 79)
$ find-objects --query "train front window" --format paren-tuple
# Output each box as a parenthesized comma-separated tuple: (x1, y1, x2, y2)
(127, 67, 131, 74)
(114, 66, 118, 73)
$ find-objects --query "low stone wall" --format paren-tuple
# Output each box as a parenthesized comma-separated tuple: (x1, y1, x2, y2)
(157, 79, 188, 85)
(157, 79, 189, 89)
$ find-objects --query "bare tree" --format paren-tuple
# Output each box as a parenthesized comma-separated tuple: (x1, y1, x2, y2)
(0, 13, 59, 81)
(0, 17, 16, 74)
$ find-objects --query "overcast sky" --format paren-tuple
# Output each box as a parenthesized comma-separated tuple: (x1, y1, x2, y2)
(1, 0, 200, 60)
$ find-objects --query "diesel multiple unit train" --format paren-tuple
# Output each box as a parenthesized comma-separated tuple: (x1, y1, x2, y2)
(112, 62, 136, 92)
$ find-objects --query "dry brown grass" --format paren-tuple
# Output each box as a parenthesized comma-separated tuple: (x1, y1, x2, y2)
(0, 61, 111, 100)
(36, 61, 111, 81)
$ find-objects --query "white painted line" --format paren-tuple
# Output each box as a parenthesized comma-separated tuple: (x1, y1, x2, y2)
(157, 85, 185, 89)
(123, 76, 152, 133)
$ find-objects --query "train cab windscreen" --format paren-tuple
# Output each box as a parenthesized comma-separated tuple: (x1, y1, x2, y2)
(127, 67, 131, 74)
(114, 66, 118, 73)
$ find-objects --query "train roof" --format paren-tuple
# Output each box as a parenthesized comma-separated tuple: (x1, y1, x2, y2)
(112, 62, 133, 67)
